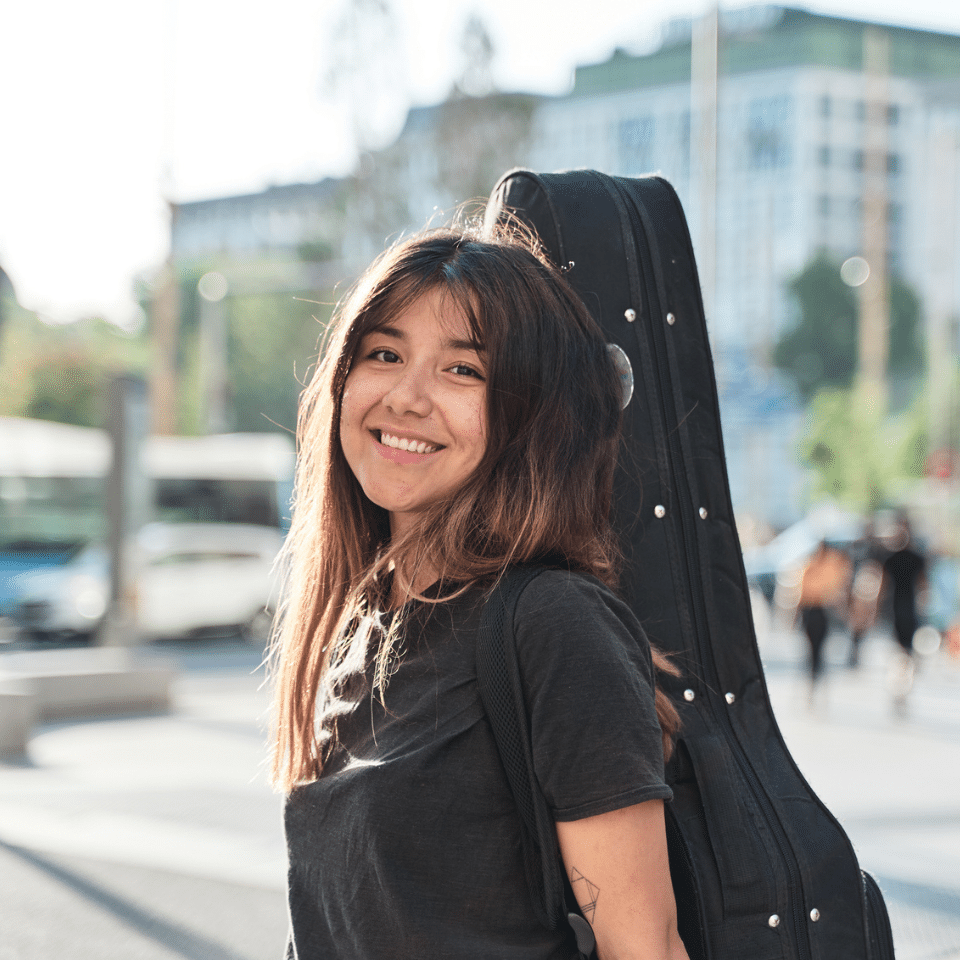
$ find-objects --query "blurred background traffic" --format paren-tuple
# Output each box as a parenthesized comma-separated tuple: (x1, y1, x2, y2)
(2, 1, 960, 958)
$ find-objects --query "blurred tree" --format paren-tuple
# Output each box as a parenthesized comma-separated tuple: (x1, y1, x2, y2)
(227, 289, 333, 435)
(153, 276, 333, 437)
(773, 251, 923, 402)
(0, 311, 147, 428)
(325, 0, 408, 154)
(433, 92, 538, 209)
(455, 14, 496, 97)
(0, 263, 13, 347)
(800, 386, 928, 511)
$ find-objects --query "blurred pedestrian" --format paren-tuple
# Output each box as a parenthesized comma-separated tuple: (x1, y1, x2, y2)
(269, 223, 689, 959)
(797, 540, 851, 704)
(846, 520, 886, 668)
(882, 513, 927, 714)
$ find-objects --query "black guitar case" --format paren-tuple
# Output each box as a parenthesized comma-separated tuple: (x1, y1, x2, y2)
(482, 169, 896, 960)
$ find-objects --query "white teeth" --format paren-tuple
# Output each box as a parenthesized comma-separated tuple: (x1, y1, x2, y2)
(380, 432, 438, 454)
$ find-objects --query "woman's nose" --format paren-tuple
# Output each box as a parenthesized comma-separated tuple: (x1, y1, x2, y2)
(383, 368, 433, 416)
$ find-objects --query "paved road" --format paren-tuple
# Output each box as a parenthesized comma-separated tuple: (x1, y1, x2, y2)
(0, 641, 287, 960)
(0, 629, 958, 960)
(758, 623, 960, 960)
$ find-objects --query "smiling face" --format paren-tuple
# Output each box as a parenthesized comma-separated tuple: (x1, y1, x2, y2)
(339, 286, 488, 539)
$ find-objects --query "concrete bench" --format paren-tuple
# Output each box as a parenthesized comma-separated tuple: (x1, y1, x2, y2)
(0, 648, 176, 723)
(0, 681, 36, 756)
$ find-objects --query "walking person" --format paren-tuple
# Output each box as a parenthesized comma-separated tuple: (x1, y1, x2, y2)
(797, 539, 851, 706)
(846, 520, 886, 668)
(882, 513, 927, 714)
(269, 222, 689, 960)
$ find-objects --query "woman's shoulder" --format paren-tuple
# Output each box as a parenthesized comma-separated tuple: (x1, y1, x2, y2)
(513, 568, 646, 651)
(509, 568, 658, 707)
(515, 567, 628, 619)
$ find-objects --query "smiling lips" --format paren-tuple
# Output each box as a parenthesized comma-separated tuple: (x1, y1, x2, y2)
(375, 430, 442, 464)
(379, 431, 440, 455)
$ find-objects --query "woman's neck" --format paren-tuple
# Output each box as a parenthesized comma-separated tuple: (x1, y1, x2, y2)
(387, 556, 440, 609)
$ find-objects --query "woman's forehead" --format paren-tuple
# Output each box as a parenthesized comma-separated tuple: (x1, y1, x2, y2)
(368, 285, 483, 346)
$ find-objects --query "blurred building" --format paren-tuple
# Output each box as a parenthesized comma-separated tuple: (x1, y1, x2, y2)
(525, 5, 960, 526)
(165, 6, 960, 528)
(337, 92, 543, 266)
(530, 7, 960, 353)
(170, 177, 347, 292)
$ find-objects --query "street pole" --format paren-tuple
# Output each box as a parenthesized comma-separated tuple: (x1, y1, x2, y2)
(198, 271, 229, 434)
(149, 253, 181, 435)
(857, 25, 891, 419)
(101, 376, 150, 647)
(925, 117, 959, 459)
(692, 3, 719, 336)
(924, 110, 960, 546)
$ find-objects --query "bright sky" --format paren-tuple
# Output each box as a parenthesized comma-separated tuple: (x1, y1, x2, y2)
(1, 0, 958, 327)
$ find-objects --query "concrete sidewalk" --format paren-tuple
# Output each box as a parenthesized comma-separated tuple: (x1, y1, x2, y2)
(0, 632, 958, 959)
(761, 624, 960, 960)
(0, 650, 288, 960)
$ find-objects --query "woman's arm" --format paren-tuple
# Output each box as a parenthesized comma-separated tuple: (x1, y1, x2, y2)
(555, 800, 689, 960)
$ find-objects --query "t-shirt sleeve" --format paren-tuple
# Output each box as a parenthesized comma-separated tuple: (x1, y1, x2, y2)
(513, 570, 673, 822)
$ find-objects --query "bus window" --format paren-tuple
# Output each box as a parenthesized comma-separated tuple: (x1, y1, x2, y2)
(154, 478, 280, 528)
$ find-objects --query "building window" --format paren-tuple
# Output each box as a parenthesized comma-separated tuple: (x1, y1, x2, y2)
(747, 96, 792, 170)
(855, 99, 866, 121)
(818, 195, 830, 217)
(887, 104, 900, 125)
(818, 145, 830, 166)
(853, 149, 864, 171)
(887, 152, 902, 175)
(819, 94, 831, 118)
(618, 116, 655, 175)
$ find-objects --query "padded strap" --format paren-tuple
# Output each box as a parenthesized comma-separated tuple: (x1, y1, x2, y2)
(476, 567, 596, 958)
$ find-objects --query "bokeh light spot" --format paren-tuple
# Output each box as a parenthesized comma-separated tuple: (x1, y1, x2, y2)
(198, 271, 229, 302)
(840, 256, 870, 287)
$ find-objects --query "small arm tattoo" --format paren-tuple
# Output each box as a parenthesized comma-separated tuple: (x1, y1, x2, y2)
(570, 867, 600, 923)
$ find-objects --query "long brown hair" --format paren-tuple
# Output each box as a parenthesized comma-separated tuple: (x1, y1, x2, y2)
(269, 220, 679, 790)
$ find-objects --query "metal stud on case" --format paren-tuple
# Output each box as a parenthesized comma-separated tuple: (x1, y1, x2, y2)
(768, 915, 781, 929)
(624, 308, 637, 322)
(699, 507, 708, 519)
(683, 689, 696, 702)
(666, 312, 676, 325)
(725, 692, 736, 704)
(810, 909, 820, 922)
(654, 504, 666, 518)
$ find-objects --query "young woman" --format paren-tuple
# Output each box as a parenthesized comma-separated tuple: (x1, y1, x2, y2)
(270, 221, 689, 960)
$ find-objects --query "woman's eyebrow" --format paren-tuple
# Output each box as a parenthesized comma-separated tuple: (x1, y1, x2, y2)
(369, 324, 404, 339)
(369, 325, 483, 353)
(445, 336, 485, 353)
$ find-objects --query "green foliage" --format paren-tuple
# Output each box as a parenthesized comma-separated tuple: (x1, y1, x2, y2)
(297, 240, 336, 263)
(800, 385, 929, 511)
(774, 254, 857, 398)
(0, 304, 148, 428)
(225, 289, 333, 434)
(774, 251, 924, 401)
(24, 351, 108, 426)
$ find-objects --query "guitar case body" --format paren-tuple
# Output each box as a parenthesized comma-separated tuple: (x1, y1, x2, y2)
(483, 169, 895, 960)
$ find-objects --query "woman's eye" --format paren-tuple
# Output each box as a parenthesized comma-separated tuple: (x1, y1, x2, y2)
(450, 363, 484, 379)
(370, 349, 400, 363)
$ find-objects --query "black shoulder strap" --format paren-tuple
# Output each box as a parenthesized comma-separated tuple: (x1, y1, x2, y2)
(475, 567, 596, 958)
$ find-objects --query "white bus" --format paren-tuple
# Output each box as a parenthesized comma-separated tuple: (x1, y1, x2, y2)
(0, 417, 294, 640)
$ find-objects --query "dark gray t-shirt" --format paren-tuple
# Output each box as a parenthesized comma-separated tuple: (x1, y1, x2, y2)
(284, 570, 672, 959)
